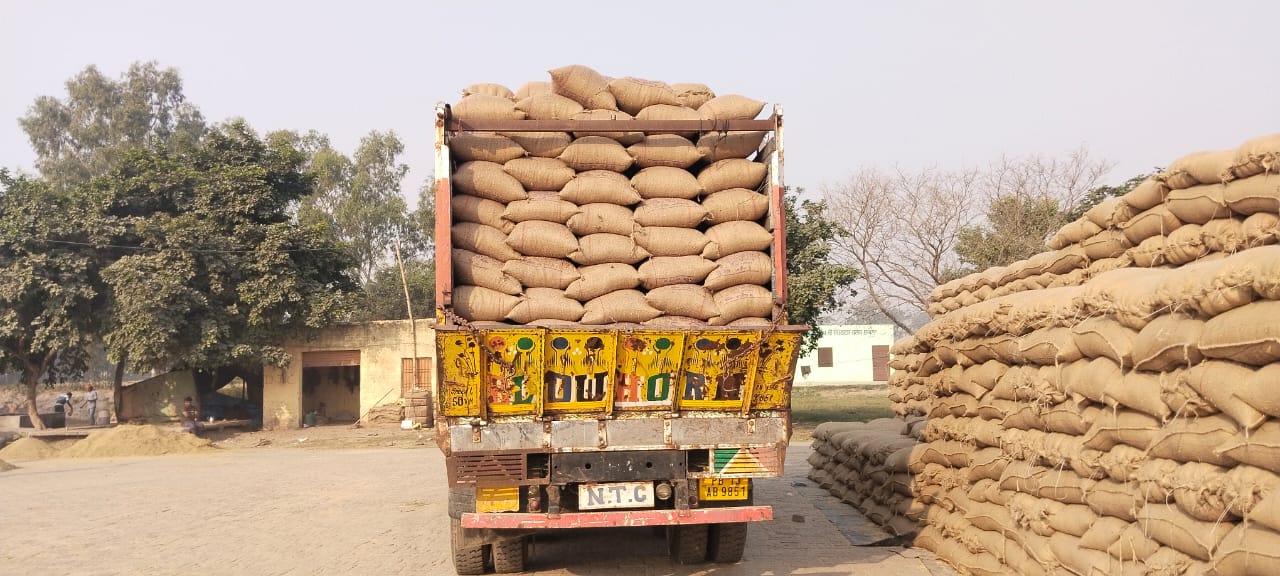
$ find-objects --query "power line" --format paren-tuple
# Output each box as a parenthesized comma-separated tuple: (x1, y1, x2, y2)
(36, 238, 348, 255)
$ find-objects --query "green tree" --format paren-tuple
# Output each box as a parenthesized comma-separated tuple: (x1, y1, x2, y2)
(0, 171, 98, 428)
(20, 62, 206, 191)
(1067, 172, 1156, 222)
(784, 190, 861, 356)
(954, 194, 1063, 269)
(354, 259, 435, 322)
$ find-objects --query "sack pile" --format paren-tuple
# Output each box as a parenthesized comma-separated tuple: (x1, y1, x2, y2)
(806, 417, 929, 538)
(821, 134, 1280, 575)
(448, 65, 779, 327)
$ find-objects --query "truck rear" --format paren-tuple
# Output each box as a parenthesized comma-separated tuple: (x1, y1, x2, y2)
(433, 86, 805, 573)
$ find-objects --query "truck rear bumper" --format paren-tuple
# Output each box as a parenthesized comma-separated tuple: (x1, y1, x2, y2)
(461, 506, 772, 529)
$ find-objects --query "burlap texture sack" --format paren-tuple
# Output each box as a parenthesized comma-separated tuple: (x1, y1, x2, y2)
(697, 158, 768, 193)
(453, 94, 525, 120)
(1242, 365, 1280, 418)
(1200, 300, 1280, 365)
(462, 83, 514, 99)
(1148, 414, 1238, 467)
(645, 284, 719, 320)
(645, 315, 710, 327)
(702, 188, 770, 224)
(453, 249, 522, 295)
(1081, 229, 1133, 260)
(562, 263, 641, 301)
(506, 287, 585, 323)
(1166, 184, 1231, 224)
(1104, 371, 1173, 421)
(1139, 503, 1230, 561)
(634, 198, 709, 228)
(505, 220, 578, 258)
(569, 109, 643, 145)
(1231, 133, 1280, 179)
(630, 166, 703, 200)
(1202, 218, 1247, 253)
(581, 289, 662, 324)
(566, 203, 638, 236)
(635, 104, 701, 138)
(452, 194, 514, 234)
(549, 64, 618, 110)
(1085, 197, 1135, 229)
(1243, 213, 1280, 247)
(710, 284, 773, 324)
(1121, 205, 1183, 245)
(698, 131, 766, 162)
(638, 256, 718, 290)
(607, 78, 680, 116)
(454, 161, 528, 203)
(1216, 421, 1280, 474)
(559, 170, 642, 205)
(627, 134, 702, 169)
(1180, 361, 1266, 431)
(502, 131, 571, 158)
(569, 233, 651, 265)
(1132, 313, 1205, 372)
(633, 226, 710, 257)
(452, 285, 522, 322)
(1163, 149, 1236, 189)
(1223, 173, 1280, 215)
(1082, 408, 1160, 451)
(558, 136, 634, 172)
(1214, 523, 1280, 576)
(451, 132, 526, 164)
(501, 257, 579, 290)
(502, 194, 580, 224)
(703, 221, 773, 259)
(502, 157, 574, 191)
(705, 251, 772, 291)
(1049, 218, 1103, 249)
(1163, 223, 1209, 265)
(1071, 316, 1137, 367)
(513, 81, 551, 100)
(1121, 178, 1170, 211)
(672, 83, 715, 109)
(697, 94, 765, 121)
(515, 93, 584, 120)
(453, 222, 521, 262)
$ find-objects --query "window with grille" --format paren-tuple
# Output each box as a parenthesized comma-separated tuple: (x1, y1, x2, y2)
(817, 347, 834, 368)
(401, 358, 432, 396)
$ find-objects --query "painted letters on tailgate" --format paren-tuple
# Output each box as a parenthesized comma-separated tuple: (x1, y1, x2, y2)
(438, 331, 482, 417)
(483, 330, 543, 416)
(752, 332, 803, 410)
(677, 331, 762, 411)
(615, 332, 685, 410)
(543, 330, 615, 413)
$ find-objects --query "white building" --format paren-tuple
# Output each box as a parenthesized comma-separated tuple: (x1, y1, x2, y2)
(792, 325, 896, 386)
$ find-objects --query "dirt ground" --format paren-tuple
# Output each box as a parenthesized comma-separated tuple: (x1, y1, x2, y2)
(0, 425, 951, 576)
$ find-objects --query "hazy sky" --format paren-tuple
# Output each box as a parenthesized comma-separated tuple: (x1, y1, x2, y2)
(3, 1, 1277, 206)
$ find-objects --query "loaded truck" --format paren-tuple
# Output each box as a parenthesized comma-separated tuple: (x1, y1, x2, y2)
(432, 96, 806, 574)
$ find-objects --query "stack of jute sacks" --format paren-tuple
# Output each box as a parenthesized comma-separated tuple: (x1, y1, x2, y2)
(806, 417, 929, 538)
(840, 134, 1280, 575)
(447, 65, 778, 327)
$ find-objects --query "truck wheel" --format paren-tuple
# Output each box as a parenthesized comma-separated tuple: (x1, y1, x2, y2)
(668, 524, 709, 565)
(451, 517, 488, 575)
(707, 522, 748, 563)
(492, 535, 527, 573)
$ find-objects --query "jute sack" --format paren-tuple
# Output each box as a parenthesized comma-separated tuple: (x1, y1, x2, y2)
(1244, 245, 1280, 299)
(567, 203, 638, 236)
(964, 360, 1009, 391)
(462, 83, 514, 99)
(638, 256, 718, 290)
(502, 157, 574, 191)
(581, 289, 663, 324)
(548, 64, 618, 110)
(1081, 516, 1132, 551)
(1121, 177, 1170, 211)
(1121, 205, 1183, 245)
(563, 263, 640, 301)
(1148, 414, 1238, 467)
(1243, 213, 1280, 247)
(1242, 364, 1280, 418)
(1072, 316, 1138, 367)
(1152, 255, 1252, 317)
(452, 285, 523, 322)
(1085, 480, 1145, 522)
(672, 83, 715, 109)
(697, 94, 766, 121)
(1138, 503, 1230, 561)
(698, 131, 767, 162)
(727, 317, 771, 327)
(513, 81, 551, 100)
(1170, 463, 1232, 523)
(559, 170, 642, 205)
(1103, 371, 1173, 421)
(502, 131, 572, 158)
(453, 249, 522, 295)
(627, 134, 702, 169)
(1037, 245, 1090, 275)
(697, 158, 768, 193)
(1216, 420, 1280, 474)
(1214, 524, 1280, 576)
(645, 284, 719, 320)
(452, 194, 514, 234)
(1164, 223, 1209, 265)
(1132, 313, 1205, 372)
(702, 188, 769, 224)
(1162, 149, 1236, 189)
(502, 257, 579, 290)
(1049, 218, 1103, 249)
(635, 104, 701, 138)
(705, 251, 772, 291)
(505, 220, 578, 259)
(1018, 327, 1084, 366)
(1202, 218, 1247, 253)
(1223, 464, 1280, 518)
(703, 221, 773, 259)
(1082, 408, 1160, 451)
(634, 198, 709, 228)
(569, 233, 651, 266)
(506, 287, 585, 323)
(1143, 548, 1195, 575)
(630, 166, 703, 199)
(451, 132, 527, 164)
(1043, 399, 1091, 436)
(1231, 133, 1280, 179)
(454, 161, 528, 203)
(1046, 503, 1098, 538)
(1200, 300, 1280, 365)
(1081, 229, 1133, 260)
(502, 193, 580, 224)
(607, 78, 680, 116)
(1250, 487, 1280, 533)
(514, 93, 584, 120)
(558, 136, 634, 172)
(1224, 173, 1280, 215)
(1085, 197, 1136, 229)
(1180, 361, 1266, 431)
(453, 94, 525, 120)
(710, 284, 773, 325)
(1166, 184, 1231, 225)
(1107, 523, 1162, 563)
(1051, 532, 1114, 576)
(569, 109, 643, 145)
(453, 222, 521, 262)
(644, 315, 709, 327)
(633, 226, 710, 257)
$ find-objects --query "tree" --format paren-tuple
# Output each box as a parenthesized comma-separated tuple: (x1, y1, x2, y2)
(955, 195, 1063, 269)
(1068, 171, 1156, 222)
(0, 171, 97, 428)
(93, 120, 360, 375)
(354, 259, 435, 322)
(783, 191, 861, 356)
(20, 62, 206, 191)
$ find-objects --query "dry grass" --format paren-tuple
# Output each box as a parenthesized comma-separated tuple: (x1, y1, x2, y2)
(789, 385, 894, 444)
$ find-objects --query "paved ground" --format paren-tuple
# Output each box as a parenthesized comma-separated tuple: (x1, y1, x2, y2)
(0, 442, 951, 576)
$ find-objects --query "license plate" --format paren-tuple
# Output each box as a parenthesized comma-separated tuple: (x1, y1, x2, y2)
(476, 487, 520, 513)
(700, 478, 749, 501)
(578, 482, 655, 510)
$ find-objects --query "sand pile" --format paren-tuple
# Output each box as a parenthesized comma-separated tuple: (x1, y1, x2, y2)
(0, 436, 61, 461)
(0, 458, 17, 472)
(59, 425, 212, 458)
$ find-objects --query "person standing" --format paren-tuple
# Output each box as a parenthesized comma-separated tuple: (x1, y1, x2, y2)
(83, 384, 99, 425)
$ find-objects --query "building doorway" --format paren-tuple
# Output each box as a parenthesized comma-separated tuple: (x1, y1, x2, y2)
(301, 350, 361, 425)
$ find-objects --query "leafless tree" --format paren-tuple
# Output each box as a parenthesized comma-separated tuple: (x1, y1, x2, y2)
(981, 146, 1115, 223)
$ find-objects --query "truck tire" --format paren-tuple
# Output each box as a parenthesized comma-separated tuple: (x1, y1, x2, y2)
(451, 517, 488, 575)
(668, 524, 709, 565)
(491, 535, 527, 573)
(449, 487, 476, 519)
(707, 522, 748, 563)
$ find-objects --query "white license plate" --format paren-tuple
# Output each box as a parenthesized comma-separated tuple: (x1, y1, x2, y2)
(578, 482, 655, 510)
